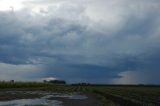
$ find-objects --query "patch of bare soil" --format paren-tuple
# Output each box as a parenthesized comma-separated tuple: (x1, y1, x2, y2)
(0, 92, 42, 101)
(0, 91, 102, 106)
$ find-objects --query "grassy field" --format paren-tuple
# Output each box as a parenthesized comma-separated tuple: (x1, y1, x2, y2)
(0, 82, 160, 106)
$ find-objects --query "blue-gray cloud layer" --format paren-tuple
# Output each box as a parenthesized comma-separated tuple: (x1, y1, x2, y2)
(0, 0, 160, 83)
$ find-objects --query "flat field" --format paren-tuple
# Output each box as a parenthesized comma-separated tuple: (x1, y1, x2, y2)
(0, 82, 159, 106)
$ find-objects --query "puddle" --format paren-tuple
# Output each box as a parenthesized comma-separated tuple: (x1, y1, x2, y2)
(44, 94, 88, 100)
(0, 91, 87, 106)
(69, 95, 87, 100)
(0, 98, 62, 106)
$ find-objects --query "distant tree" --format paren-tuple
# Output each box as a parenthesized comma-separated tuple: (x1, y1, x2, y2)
(43, 80, 47, 83)
(48, 80, 66, 84)
(10, 80, 14, 83)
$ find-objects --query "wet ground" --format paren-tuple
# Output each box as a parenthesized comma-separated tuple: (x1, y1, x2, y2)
(0, 91, 101, 106)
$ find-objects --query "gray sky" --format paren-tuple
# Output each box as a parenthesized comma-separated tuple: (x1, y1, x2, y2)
(0, 0, 160, 84)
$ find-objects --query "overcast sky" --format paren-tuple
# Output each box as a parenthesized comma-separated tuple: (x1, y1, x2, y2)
(0, 0, 160, 84)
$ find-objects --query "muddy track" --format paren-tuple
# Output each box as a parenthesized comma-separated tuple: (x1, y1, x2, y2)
(94, 90, 141, 106)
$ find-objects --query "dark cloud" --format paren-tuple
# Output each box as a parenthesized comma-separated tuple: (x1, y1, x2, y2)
(0, 0, 160, 83)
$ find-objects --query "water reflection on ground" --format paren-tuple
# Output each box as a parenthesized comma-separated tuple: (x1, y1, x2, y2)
(0, 98, 62, 106)
(0, 91, 87, 106)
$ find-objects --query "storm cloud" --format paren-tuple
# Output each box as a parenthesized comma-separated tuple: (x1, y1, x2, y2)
(0, 0, 160, 84)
